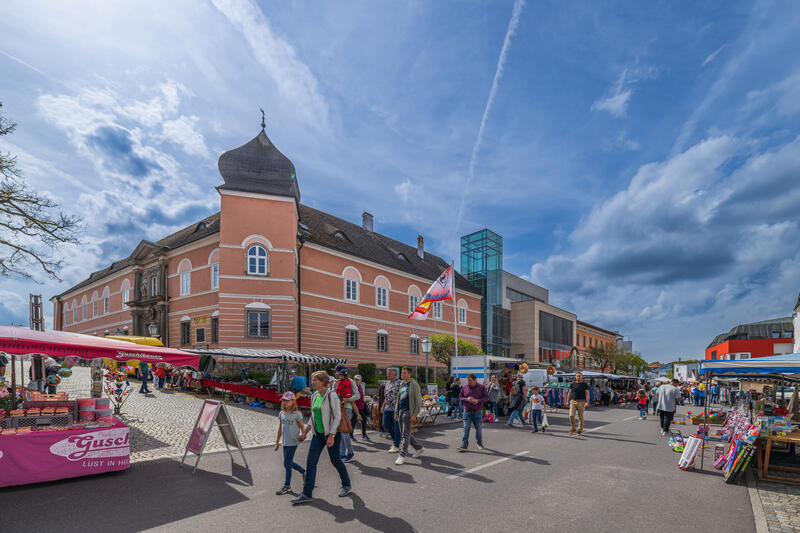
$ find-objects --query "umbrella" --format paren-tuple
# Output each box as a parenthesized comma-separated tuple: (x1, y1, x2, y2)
(655, 376, 670, 384)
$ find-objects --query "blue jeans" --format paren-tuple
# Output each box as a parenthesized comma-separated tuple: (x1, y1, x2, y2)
(339, 407, 354, 457)
(638, 407, 647, 418)
(461, 410, 483, 447)
(530, 409, 543, 431)
(139, 375, 149, 393)
(488, 401, 498, 419)
(303, 432, 350, 497)
(382, 410, 400, 447)
(507, 404, 525, 425)
(282, 445, 305, 486)
(158, 376, 166, 388)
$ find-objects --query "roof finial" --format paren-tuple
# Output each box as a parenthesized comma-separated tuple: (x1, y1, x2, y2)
(259, 108, 265, 130)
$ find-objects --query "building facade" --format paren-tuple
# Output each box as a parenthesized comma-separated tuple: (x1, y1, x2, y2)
(51, 125, 482, 369)
(704, 317, 794, 360)
(794, 292, 800, 354)
(575, 320, 621, 369)
(509, 299, 577, 366)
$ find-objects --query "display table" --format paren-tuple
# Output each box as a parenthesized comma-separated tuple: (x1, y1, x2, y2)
(0, 418, 130, 488)
(200, 380, 311, 408)
(756, 431, 800, 484)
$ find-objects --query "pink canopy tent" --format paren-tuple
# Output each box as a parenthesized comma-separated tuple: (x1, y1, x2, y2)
(0, 326, 201, 369)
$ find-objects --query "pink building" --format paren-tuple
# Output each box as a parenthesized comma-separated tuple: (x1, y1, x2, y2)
(51, 125, 482, 369)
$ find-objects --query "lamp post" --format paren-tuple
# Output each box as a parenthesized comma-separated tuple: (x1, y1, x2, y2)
(147, 322, 158, 338)
(421, 336, 432, 385)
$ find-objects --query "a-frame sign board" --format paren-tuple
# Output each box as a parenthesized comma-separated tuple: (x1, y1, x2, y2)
(181, 400, 249, 473)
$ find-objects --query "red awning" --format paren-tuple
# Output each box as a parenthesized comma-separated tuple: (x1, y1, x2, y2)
(0, 326, 201, 369)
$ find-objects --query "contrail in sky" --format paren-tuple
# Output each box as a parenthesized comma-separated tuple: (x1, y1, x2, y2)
(455, 0, 525, 235)
(0, 49, 68, 88)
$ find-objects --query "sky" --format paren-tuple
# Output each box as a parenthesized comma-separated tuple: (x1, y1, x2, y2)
(1, 0, 799, 361)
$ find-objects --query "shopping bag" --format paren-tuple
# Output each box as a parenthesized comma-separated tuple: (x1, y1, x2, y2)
(541, 413, 550, 430)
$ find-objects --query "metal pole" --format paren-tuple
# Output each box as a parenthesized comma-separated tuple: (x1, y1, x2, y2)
(11, 354, 16, 410)
(425, 351, 429, 386)
(701, 373, 710, 470)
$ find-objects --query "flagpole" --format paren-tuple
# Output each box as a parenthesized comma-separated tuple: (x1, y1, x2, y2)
(452, 262, 459, 359)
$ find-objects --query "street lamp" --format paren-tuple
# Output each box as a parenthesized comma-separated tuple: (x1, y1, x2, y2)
(421, 336, 432, 385)
(147, 322, 158, 338)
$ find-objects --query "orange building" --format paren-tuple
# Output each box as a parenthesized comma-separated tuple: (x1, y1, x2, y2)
(574, 320, 621, 370)
(51, 125, 482, 369)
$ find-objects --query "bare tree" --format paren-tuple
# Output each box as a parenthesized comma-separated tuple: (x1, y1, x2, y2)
(0, 102, 80, 280)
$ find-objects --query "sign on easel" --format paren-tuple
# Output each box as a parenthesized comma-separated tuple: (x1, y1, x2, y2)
(181, 400, 249, 473)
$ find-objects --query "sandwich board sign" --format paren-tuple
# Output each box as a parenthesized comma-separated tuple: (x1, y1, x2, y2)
(181, 400, 248, 473)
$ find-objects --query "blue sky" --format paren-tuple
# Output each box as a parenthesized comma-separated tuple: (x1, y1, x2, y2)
(1, 0, 799, 361)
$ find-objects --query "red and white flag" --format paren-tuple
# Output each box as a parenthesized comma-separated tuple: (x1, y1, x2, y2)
(409, 264, 454, 320)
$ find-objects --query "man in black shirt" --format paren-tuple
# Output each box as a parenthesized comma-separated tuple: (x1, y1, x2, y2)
(566, 372, 590, 435)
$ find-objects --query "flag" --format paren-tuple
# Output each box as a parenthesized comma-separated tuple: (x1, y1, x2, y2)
(409, 264, 454, 320)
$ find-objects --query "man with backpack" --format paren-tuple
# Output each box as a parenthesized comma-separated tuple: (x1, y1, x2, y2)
(334, 365, 358, 462)
(394, 367, 423, 465)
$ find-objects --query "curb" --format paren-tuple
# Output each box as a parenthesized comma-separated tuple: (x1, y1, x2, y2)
(746, 468, 769, 533)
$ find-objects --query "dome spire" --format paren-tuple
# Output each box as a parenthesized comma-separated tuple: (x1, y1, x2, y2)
(259, 107, 265, 130)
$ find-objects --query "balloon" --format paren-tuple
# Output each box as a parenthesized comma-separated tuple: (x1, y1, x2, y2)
(520, 363, 529, 374)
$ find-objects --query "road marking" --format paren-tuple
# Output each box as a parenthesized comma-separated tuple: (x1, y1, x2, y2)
(446, 450, 530, 479)
(621, 415, 639, 421)
(584, 425, 607, 433)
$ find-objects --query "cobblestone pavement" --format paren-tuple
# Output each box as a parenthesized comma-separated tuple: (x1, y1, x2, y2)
(755, 477, 800, 532)
(25, 364, 280, 462)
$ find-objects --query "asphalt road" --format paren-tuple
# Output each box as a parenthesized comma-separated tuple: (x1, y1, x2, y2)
(2, 405, 754, 533)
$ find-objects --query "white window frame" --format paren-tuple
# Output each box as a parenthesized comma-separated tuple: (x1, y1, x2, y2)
(246, 310, 271, 338)
(211, 262, 219, 289)
(345, 278, 359, 302)
(458, 306, 466, 324)
(433, 301, 442, 319)
(409, 294, 419, 313)
(180, 322, 191, 345)
(82, 304, 87, 321)
(180, 271, 191, 296)
(410, 337, 419, 355)
(103, 297, 109, 315)
(346, 329, 359, 349)
(377, 333, 388, 352)
(247, 245, 268, 276)
(123, 289, 130, 308)
(376, 286, 388, 308)
(92, 300, 98, 317)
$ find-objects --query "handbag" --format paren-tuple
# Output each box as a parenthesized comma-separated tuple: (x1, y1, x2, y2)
(328, 392, 352, 434)
(541, 413, 550, 430)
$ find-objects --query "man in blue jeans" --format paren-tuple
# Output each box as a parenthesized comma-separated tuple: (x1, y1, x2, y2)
(381, 368, 402, 453)
(457, 373, 488, 451)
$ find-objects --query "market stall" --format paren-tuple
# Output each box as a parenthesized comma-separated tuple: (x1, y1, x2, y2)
(0, 326, 201, 488)
(188, 347, 346, 408)
(698, 353, 800, 483)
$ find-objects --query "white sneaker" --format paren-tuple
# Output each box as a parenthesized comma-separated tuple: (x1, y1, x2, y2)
(395, 456, 405, 465)
(387, 446, 400, 453)
(660, 429, 666, 436)
(412, 447, 424, 458)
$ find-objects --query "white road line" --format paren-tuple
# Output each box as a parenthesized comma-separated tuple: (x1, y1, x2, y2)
(584, 425, 607, 432)
(621, 415, 639, 421)
(446, 450, 530, 479)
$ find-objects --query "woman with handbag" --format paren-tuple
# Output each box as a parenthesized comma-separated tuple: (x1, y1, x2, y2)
(292, 370, 352, 505)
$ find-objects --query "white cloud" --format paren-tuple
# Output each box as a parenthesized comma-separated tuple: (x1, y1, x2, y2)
(211, 0, 328, 128)
(394, 179, 420, 204)
(702, 44, 728, 67)
(591, 89, 632, 117)
(160, 115, 209, 158)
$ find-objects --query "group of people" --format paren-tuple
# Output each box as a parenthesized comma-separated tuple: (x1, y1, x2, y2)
(137, 361, 168, 393)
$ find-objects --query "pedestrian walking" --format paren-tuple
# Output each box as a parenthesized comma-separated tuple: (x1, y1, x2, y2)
(292, 371, 351, 505)
(566, 372, 590, 435)
(636, 389, 648, 420)
(394, 367, 424, 465)
(333, 366, 356, 462)
(506, 374, 527, 427)
(528, 386, 546, 433)
(486, 375, 500, 422)
(457, 373, 488, 451)
(274, 392, 307, 495)
(138, 361, 151, 393)
(710, 383, 719, 404)
(155, 365, 167, 390)
(352, 375, 370, 441)
(656, 378, 681, 436)
(382, 368, 402, 453)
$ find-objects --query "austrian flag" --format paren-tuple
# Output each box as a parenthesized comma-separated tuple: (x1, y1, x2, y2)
(409, 264, 454, 320)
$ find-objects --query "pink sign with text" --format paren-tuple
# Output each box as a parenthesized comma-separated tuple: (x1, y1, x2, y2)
(0, 419, 130, 488)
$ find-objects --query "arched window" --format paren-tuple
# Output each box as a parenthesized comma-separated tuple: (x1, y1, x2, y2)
(120, 279, 131, 309)
(178, 259, 192, 296)
(343, 267, 361, 302)
(91, 291, 99, 318)
(247, 245, 268, 275)
(408, 285, 422, 313)
(374, 276, 390, 308)
(457, 299, 468, 324)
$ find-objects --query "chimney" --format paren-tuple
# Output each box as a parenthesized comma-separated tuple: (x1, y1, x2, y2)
(417, 235, 424, 259)
(362, 211, 373, 232)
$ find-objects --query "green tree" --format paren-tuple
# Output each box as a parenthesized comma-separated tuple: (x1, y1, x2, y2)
(615, 352, 649, 376)
(0, 102, 80, 280)
(430, 334, 481, 370)
(587, 342, 620, 372)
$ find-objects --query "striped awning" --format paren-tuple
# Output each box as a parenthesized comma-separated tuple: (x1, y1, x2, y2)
(188, 347, 346, 364)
